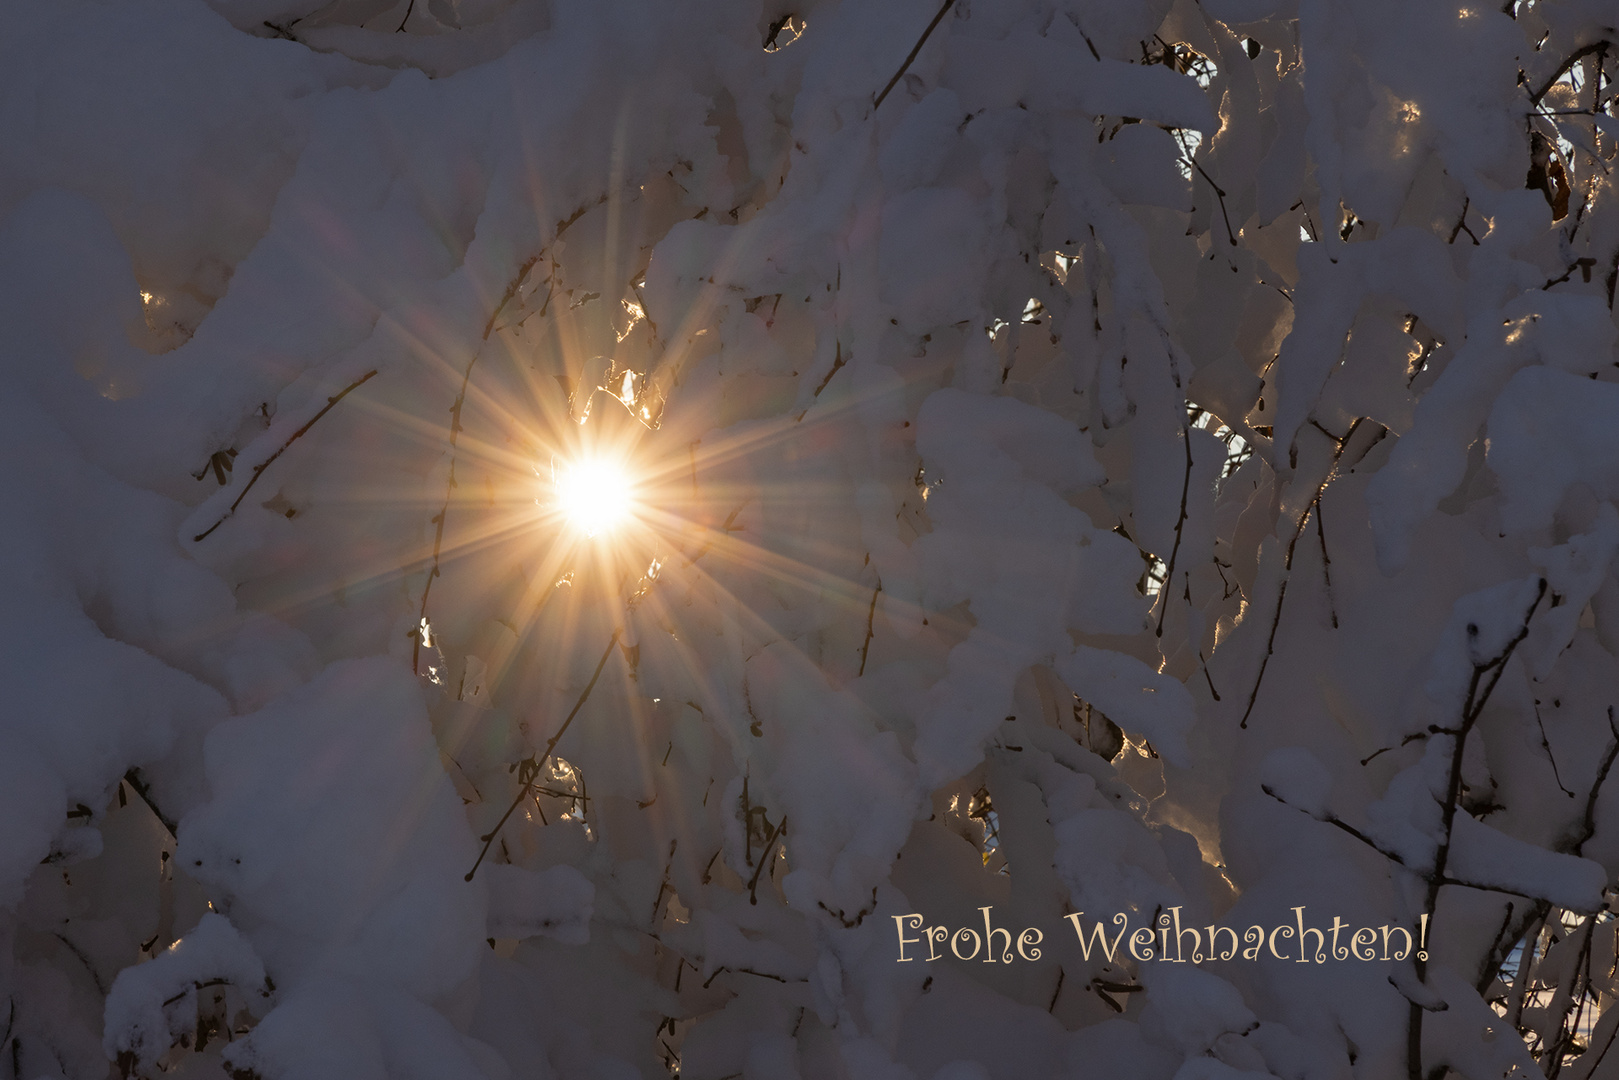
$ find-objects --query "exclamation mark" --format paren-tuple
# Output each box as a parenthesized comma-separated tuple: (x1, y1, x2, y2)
(1417, 914, 1429, 961)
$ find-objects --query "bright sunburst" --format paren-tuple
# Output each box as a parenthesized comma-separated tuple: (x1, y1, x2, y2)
(553, 457, 636, 536)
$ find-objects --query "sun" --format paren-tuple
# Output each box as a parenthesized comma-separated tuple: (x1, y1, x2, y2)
(553, 457, 636, 536)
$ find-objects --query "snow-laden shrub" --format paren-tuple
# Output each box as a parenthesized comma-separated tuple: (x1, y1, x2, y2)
(5, 0, 1619, 1078)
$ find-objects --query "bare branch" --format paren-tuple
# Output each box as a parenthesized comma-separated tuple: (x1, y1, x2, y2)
(1409, 576, 1548, 1080)
(1529, 41, 1610, 105)
(747, 816, 786, 906)
(1242, 419, 1372, 727)
(858, 579, 882, 677)
(873, 0, 956, 110)
(122, 769, 177, 840)
(465, 631, 621, 881)
(193, 370, 377, 542)
(1566, 706, 1619, 856)
(1154, 421, 1195, 638)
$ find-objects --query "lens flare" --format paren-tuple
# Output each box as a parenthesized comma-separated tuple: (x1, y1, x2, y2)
(554, 458, 635, 536)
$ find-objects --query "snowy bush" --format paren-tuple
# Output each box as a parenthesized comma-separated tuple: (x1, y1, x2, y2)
(5, 0, 1619, 1077)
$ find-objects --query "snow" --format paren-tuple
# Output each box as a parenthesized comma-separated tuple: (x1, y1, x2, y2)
(1055, 646, 1197, 768)
(1257, 748, 1332, 821)
(1489, 366, 1619, 536)
(1137, 965, 1258, 1056)
(1525, 502, 1619, 679)
(103, 913, 268, 1072)
(4, 0, 1619, 1076)
(484, 864, 594, 945)
(175, 655, 489, 1074)
(1447, 814, 1607, 914)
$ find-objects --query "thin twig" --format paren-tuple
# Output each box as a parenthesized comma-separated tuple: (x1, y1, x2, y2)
(1267, 780, 1594, 908)
(1262, 786, 1414, 867)
(416, 255, 542, 673)
(1315, 500, 1338, 629)
(162, 978, 231, 1008)
(1542, 257, 1599, 291)
(651, 839, 678, 926)
(1290, 199, 1320, 243)
(702, 966, 793, 989)
(1507, 911, 1548, 1031)
(873, 0, 956, 110)
(816, 886, 879, 928)
(193, 371, 377, 542)
(1568, 707, 1619, 856)
(1241, 419, 1367, 728)
(1534, 700, 1576, 798)
(1409, 578, 1548, 1080)
(679, 501, 749, 567)
(1193, 651, 1220, 702)
(1545, 915, 1597, 1076)
(747, 816, 786, 906)
(1448, 196, 1481, 245)
(812, 340, 844, 399)
(858, 579, 882, 676)
(1190, 160, 1238, 247)
(1155, 422, 1195, 638)
(529, 785, 591, 804)
(1529, 41, 1610, 105)
(53, 933, 106, 996)
(1578, 1001, 1619, 1079)
(416, 200, 603, 672)
(465, 631, 621, 881)
(123, 769, 177, 839)
(483, 256, 540, 341)
(1476, 901, 1517, 995)
(1362, 725, 1466, 766)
